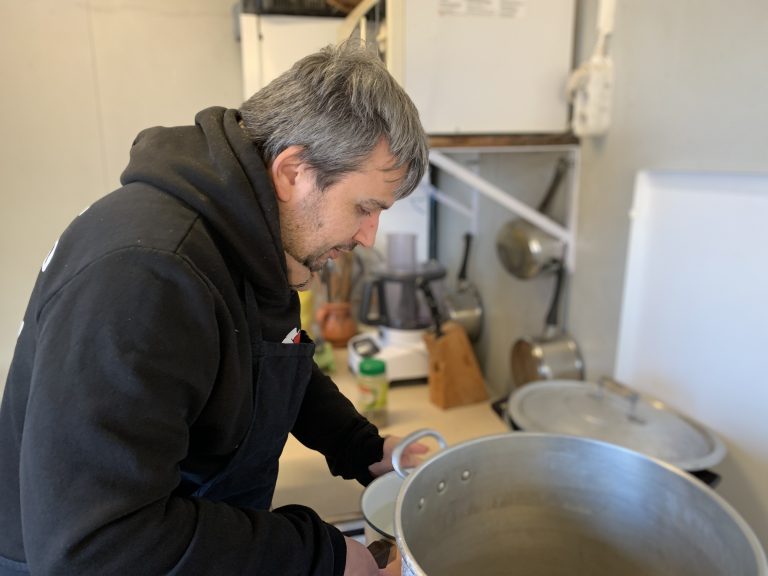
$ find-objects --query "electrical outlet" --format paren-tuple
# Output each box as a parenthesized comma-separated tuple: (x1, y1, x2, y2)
(570, 56, 614, 136)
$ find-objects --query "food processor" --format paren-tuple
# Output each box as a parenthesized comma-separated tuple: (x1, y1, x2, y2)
(348, 234, 445, 383)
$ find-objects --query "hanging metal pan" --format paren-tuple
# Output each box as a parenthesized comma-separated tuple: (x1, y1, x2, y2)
(510, 264, 584, 388)
(495, 157, 569, 280)
(444, 232, 483, 341)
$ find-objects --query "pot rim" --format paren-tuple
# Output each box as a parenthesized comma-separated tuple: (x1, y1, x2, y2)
(393, 432, 767, 576)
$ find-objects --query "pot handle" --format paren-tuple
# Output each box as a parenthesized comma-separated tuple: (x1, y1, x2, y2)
(392, 428, 447, 479)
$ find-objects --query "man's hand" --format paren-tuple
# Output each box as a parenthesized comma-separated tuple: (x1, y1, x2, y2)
(343, 536, 382, 576)
(368, 436, 430, 478)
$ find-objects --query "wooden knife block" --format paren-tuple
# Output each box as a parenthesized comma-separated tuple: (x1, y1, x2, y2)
(423, 321, 488, 409)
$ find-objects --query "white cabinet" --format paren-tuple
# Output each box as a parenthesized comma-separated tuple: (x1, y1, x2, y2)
(239, 13, 342, 99)
(241, 0, 576, 134)
(383, 0, 576, 134)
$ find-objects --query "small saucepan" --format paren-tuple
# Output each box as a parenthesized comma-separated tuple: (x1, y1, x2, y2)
(443, 233, 483, 342)
(510, 264, 584, 388)
(495, 157, 569, 280)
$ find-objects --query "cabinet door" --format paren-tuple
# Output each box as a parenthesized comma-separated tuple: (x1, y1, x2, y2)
(240, 14, 341, 99)
(387, 0, 575, 134)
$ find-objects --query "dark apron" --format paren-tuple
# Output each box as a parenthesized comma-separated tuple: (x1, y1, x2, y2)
(0, 558, 26, 575)
(190, 283, 315, 509)
(0, 283, 314, 574)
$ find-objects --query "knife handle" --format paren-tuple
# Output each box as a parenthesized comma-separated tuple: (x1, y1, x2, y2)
(367, 539, 395, 569)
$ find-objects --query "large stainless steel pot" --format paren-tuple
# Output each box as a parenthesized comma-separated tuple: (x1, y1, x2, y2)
(392, 430, 767, 576)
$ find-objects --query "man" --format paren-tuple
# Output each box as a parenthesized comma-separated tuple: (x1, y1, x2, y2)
(0, 41, 428, 575)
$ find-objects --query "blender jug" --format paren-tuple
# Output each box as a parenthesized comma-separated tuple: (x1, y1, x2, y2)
(359, 234, 445, 330)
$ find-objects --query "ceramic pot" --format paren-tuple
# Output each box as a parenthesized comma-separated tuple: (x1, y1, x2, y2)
(316, 302, 357, 348)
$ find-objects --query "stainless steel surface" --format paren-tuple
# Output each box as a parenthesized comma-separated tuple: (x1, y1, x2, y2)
(494, 158, 570, 280)
(495, 219, 563, 279)
(445, 288, 483, 341)
(510, 265, 585, 387)
(507, 379, 727, 471)
(444, 233, 483, 341)
(395, 433, 766, 576)
(510, 334, 584, 384)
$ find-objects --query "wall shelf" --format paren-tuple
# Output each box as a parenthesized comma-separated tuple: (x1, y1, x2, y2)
(428, 133, 579, 149)
(427, 143, 581, 272)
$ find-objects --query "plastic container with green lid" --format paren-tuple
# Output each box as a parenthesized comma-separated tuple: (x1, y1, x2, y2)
(356, 358, 389, 428)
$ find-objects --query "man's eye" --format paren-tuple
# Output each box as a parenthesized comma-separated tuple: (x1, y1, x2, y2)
(357, 205, 372, 217)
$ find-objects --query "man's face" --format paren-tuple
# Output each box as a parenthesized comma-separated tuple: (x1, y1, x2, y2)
(276, 139, 407, 290)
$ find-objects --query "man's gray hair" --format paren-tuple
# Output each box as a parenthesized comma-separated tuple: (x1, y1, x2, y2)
(239, 41, 428, 200)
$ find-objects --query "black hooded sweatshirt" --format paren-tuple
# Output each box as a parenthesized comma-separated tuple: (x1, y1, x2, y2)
(0, 107, 384, 575)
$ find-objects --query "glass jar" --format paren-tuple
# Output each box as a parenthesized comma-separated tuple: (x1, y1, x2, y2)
(356, 358, 389, 428)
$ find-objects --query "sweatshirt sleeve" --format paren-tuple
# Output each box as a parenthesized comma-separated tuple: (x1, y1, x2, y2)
(291, 364, 385, 486)
(20, 247, 342, 576)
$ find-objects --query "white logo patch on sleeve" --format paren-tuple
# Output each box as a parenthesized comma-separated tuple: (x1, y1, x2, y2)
(42, 238, 59, 272)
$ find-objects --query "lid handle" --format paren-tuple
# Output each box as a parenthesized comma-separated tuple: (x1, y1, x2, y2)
(598, 377, 646, 424)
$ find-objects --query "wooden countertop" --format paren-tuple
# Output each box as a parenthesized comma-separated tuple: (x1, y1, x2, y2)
(273, 348, 508, 523)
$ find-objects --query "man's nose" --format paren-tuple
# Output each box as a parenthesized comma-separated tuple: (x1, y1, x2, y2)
(353, 212, 380, 248)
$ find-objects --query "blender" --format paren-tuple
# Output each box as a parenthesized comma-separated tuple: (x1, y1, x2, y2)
(347, 233, 446, 383)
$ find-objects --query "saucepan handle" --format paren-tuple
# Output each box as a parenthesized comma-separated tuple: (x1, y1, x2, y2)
(392, 428, 447, 479)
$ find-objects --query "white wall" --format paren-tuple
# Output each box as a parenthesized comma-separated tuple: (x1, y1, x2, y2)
(0, 0, 243, 391)
(572, 0, 768, 378)
(572, 0, 768, 548)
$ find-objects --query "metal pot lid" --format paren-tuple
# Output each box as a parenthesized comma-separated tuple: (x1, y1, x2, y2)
(507, 379, 726, 471)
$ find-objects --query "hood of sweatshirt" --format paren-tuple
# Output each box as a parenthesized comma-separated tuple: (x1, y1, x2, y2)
(120, 106, 290, 308)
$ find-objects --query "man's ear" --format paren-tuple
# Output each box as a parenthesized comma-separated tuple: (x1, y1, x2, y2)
(270, 145, 307, 203)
